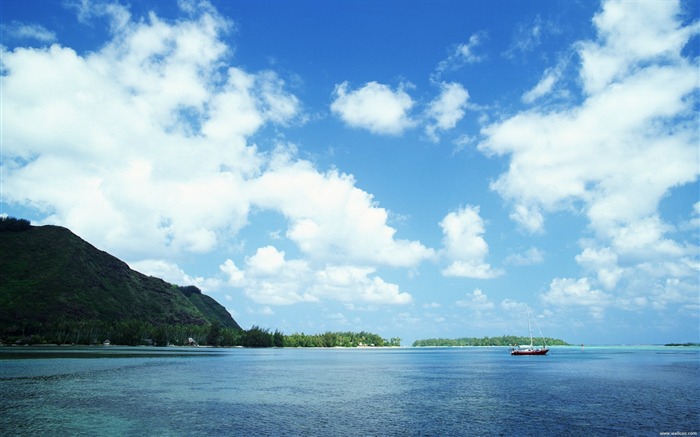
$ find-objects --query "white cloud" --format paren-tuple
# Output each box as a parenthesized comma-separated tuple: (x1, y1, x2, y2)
(608, 216, 688, 260)
(575, 246, 623, 290)
(313, 265, 412, 305)
(481, 0, 698, 233)
(435, 33, 485, 77)
(578, 0, 699, 95)
(500, 299, 528, 312)
(203, 68, 300, 142)
(249, 151, 435, 267)
(220, 259, 246, 287)
(440, 205, 502, 279)
(330, 81, 415, 135)
(247, 245, 288, 275)
(1, 22, 57, 43)
(453, 134, 476, 153)
(521, 59, 568, 104)
(425, 82, 469, 142)
(71, 0, 132, 31)
(219, 246, 412, 306)
(241, 246, 316, 305)
(521, 73, 557, 104)
(539, 277, 613, 319)
(508, 204, 544, 234)
(649, 277, 699, 310)
(686, 202, 700, 231)
(330, 79, 472, 142)
(456, 288, 495, 310)
(1, 4, 269, 259)
(505, 247, 545, 266)
(130, 259, 221, 292)
(479, 0, 698, 314)
(1, 2, 433, 312)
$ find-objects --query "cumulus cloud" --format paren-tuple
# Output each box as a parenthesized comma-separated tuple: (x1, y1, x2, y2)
(440, 205, 502, 279)
(575, 247, 623, 290)
(130, 259, 222, 291)
(313, 265, 412, 305)
(578, 0, 699, 95)
(249, 150, 435, 267)
(220, 259, 246, 287)
(220, 248, 413, 306)
(508, 204, 544, 234)
(479, 0, 698, 314)
(539, 277, 613, 319)
(240, 246, 316, 305)
(330, 81, 415, 135)
(1, 1, 432, 310)
(331, 79, 471, 141)
(1, 4, 271, 258)
(481, 0, 698, 233)
(425, 82, 470, 142)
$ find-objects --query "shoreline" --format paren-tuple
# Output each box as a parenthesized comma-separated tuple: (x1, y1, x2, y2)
(2, 343, 697, 350)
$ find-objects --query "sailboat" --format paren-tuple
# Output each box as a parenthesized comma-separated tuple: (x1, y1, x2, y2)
(510, 308, 549, 356)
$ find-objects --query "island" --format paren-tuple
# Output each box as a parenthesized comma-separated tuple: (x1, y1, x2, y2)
(413, 336, 570, 347)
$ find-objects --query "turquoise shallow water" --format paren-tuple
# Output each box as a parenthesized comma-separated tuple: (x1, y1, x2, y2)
(1, 346, 698, 436)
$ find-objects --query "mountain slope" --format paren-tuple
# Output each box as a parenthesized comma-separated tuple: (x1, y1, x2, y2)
(0, 223, 240, 331)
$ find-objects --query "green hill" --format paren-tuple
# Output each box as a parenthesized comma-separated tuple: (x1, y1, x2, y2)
(0, 219, 240, 336)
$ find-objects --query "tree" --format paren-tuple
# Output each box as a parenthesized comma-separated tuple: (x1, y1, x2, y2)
(242, 326, 273, 347)
(273, 329, 285, 347)
(206, 322, 222, 346)
(0, 216, 31, 232)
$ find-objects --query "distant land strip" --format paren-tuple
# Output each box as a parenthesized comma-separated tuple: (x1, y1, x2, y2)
(413, 336, 570, 347)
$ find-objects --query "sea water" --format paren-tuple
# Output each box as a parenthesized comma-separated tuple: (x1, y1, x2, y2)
(1, 346, 698, 436)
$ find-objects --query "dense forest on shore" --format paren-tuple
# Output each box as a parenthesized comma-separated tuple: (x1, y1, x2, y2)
(1, 320, 400, 348)
(413, 336, 570, 347)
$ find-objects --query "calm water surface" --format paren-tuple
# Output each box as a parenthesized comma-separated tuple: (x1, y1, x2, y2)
(1, 346, 698, 436)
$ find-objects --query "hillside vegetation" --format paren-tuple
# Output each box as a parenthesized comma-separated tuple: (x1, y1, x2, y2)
(0, 218, 240, 343)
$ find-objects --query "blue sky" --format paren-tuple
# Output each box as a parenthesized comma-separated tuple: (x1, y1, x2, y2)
(1, 0, 698, 345)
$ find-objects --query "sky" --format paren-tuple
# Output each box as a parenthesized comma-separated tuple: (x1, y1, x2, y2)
(1, 0, 698, 345)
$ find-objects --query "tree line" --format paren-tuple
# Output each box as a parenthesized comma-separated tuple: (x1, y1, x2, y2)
(1, 320, 401, 348)
(0, 216, 32, 232)
(412, 335, 569, 347)
(284, 331, 401, 347)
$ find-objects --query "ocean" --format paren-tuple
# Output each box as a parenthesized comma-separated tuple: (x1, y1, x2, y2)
(1, 346, 698, 436)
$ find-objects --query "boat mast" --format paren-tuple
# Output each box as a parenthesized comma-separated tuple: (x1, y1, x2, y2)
(535, 320, 547, 349)
(527, 308, 533, 348)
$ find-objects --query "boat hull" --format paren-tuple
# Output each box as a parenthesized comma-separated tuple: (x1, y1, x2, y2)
(511, 348, 549, 356)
